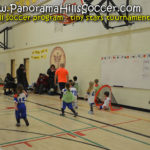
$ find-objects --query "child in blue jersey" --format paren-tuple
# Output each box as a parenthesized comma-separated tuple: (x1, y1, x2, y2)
(60, 83, 78, 117)
(70, 82, 78, 109)
(85, 81, 95, 115)
(14, 84, 29, 127)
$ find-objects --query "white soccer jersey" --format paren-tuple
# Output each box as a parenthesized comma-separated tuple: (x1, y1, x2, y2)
(87, 90, 95, 104)
(103, 97, 110, 108)
(70, 87, 77, 101)
(14, 93, 27, 104)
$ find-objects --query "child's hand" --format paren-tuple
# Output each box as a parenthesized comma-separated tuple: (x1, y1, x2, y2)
(23, 90, 27, 95)
(15, 107, 18, 111)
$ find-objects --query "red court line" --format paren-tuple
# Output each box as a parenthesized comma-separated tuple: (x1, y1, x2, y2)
(1, 119, 141, 148)
(24, 142, 32, 147)
(1, 128, 97, 148)
(101, 119, 141, 128)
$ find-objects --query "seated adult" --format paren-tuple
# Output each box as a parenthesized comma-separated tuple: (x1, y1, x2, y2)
(4, 73, 16, 95)
(34, 74, 49, 94)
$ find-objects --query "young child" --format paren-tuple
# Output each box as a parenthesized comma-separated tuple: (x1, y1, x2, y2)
(14, 84, 29, 127)
(86, 81, 95, 114)
(94, 79, 101, 104)
(94, 79, 99, 88)
(70, 82, 78, 109)
(73, 76, 79, 96)
(100, 91, 110, 110)
(69, 79, 73, 86)
(60, 83, 78, 117)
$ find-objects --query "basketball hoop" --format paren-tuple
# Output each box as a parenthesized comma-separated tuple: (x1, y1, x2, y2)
(61, 0, 84, 25)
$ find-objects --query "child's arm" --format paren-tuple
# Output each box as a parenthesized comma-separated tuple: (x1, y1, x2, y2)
(14, 94, 18, 111)
(23, 90, 28, 96)
(14, 102, 18, 111)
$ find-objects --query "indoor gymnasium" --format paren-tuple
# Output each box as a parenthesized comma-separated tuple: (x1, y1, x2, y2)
(0, 0, 150, 150)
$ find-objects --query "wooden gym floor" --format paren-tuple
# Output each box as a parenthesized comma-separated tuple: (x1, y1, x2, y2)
(0, 92, 150, 150)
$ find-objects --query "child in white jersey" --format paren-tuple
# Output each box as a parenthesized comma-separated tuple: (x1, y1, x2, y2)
(70, 82, 78, 109)
(100, 91, 111, 110)
(85, 81, 95, 115)
(73, 76, 79, 97)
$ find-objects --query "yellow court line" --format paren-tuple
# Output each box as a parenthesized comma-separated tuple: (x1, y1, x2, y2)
(110, 111, 150, 123)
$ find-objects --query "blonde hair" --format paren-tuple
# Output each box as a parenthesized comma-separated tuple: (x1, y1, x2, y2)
(87, 81, 94, 94)
(60, 63, 65, 68)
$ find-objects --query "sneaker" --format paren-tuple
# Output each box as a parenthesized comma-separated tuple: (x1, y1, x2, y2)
(75, 106, 78, 109)
(74, 112, 78, 117)
(16, 123, 21, 127)
(88, 111, 94, 115)
(60, 113, 65, 116)
(25, 121, 29, 126)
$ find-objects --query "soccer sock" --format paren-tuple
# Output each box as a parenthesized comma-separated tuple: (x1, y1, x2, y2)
(61, 108, 64, 114)
(90, 104, 93, 112)
(17, 118, 20, 124)
(71, 109, 76, 114)
(23, 118, 29, 126)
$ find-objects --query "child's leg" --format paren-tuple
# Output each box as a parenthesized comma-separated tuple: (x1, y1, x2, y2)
(21, 105, 29, 126)
(68, 103, 78, 117)
(90, 103, 94, 112)
(75, 100, 78, 109)
(23, 118, 29, 126)
(60, 102, 67, 116)
(15, 110, 21, 126)
(88, 103, 94, 114)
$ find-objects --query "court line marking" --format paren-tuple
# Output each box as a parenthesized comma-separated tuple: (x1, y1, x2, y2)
(40, 108, 150, 146)
(4, 95, 150, 145)
(110, 111, 150, 122)
(28, 114, 108, 149)
(1, 118, 141, 148)
(0, 127, 96, 147)
(5, 96, 150, 138)
(26, 99, 150, 139)
(0, 128, 108, 150)
(0, 109, 43, 115)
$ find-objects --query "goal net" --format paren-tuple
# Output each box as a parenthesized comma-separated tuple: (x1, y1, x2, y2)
(95, 85, 123, 111)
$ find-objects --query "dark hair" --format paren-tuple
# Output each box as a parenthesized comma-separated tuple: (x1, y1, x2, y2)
(71, 82, 75, 87)
(17, 84, 24, 94)
(104, 91, 109, 97)
(50, 64, 55, 69)
(69, 80, 73, 83)
(7, 73, 11, 76)
(19, 64, 24, 68)
(94, 79, 99, 84)
(66, 83, 70, 92)
(73, 76, 77, 81)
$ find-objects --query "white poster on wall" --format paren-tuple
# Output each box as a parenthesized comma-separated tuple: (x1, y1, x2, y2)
(101, 54, 150, 89)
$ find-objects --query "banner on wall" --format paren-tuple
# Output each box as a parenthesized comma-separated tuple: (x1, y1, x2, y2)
(31, 49, 48, 60)
(50, 47, 66, 69)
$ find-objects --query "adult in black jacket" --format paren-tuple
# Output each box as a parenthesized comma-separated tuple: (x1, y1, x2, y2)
(47, 64, 56, 93)
(16, 64, 28, 90)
